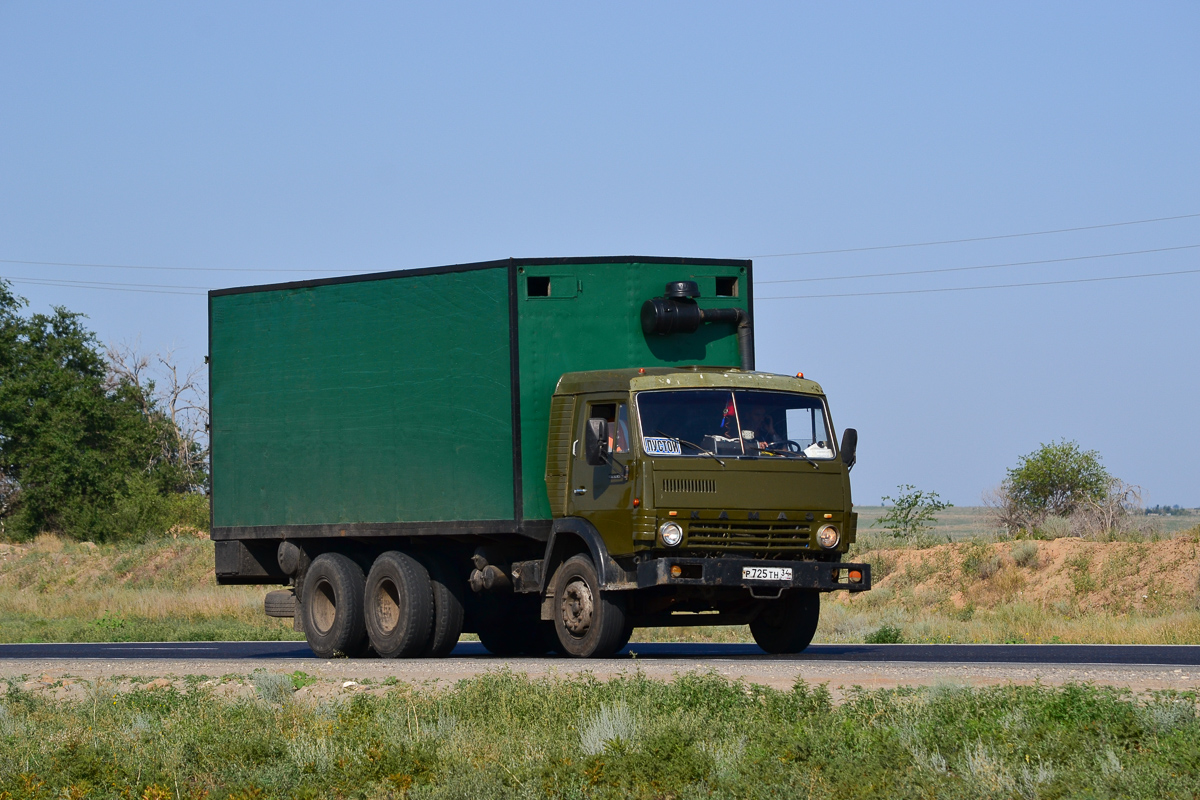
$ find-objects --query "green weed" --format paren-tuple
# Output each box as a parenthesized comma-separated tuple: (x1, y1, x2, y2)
(1066, 552, 1098, 595)
(0, 673, 1197, 799)
(865, 624, 904, 643)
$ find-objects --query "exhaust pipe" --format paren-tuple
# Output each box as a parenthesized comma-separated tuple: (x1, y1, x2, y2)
(640, 281, 754, 371)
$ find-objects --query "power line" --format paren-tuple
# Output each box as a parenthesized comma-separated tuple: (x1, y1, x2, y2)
(1, 276, 208, 296)
(758, 267, 1200, 300)
(752, 212, 1200, 259)
(756, 243, 1200, 285)
(2, 211, 1190, 277)
(13, 265, 1197, 300)
(0, 258, 363, 274)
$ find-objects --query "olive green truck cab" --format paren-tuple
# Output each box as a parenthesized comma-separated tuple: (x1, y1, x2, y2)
(210, 257, 870, 659)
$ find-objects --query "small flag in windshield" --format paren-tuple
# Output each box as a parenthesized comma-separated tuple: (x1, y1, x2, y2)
(721, 399, 736, 431)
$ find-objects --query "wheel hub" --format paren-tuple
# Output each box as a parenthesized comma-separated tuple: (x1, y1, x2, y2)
(560, 578, 594, 635)
(374, 579, 401, 633)
(311, 579, 337, 635)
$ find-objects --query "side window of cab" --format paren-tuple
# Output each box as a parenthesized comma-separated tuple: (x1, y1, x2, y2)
(587, 401, 630, 454)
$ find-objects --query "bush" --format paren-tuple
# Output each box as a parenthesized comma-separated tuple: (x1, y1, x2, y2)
(1005, 440, 1109, 519)
(873, 484, 952, 540)
(251, 671, 297, 705)
(1036, 516, 1072, 539)
(865, 624, 904, 643)
(1011, 540, 1039, 568)
(962, 541, 1003, 580)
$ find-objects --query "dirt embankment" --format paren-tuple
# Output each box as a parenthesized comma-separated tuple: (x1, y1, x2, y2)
(848, 535, 1200, 615)
(0, 533, 215, 595)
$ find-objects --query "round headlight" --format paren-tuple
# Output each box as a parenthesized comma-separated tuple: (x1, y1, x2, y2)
(659, 521, 684, 547)
(816, 524, 840, 549)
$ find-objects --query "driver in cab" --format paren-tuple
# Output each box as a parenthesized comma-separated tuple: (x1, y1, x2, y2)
(741, 404, 779, 452)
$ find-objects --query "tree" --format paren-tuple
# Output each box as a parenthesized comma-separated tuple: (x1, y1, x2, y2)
(873, 484, 951, 539)
(0, 281, 207, 540)
(1004, 440, 1108, 519)
(106, 341, 209, 492)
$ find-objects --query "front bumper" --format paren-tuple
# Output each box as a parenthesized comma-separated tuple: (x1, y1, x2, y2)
(636, 557, 871, 593)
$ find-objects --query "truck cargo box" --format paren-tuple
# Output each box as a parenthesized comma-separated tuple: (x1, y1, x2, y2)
(209, 257, 751, 542)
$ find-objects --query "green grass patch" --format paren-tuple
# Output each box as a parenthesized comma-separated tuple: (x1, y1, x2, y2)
(0, 611, 302, 644)
(1, 671, 1197, 799)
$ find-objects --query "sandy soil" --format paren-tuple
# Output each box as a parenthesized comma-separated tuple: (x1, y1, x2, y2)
(2, 657, 1197, 702)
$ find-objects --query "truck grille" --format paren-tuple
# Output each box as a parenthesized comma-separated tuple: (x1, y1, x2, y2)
(662, 478, 716, 494)
(687, 520, 811, 553)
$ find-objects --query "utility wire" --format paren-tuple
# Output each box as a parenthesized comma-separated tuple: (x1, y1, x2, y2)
(3, 212, 1198, 274)
(752, 212, 1200, 259)
(756, 243, 1200, 285)
(10, 265, 1198, 300)
(758, 267, 1200, 300)
(1, 276, 208, 296)
(0, 258, 362, 274)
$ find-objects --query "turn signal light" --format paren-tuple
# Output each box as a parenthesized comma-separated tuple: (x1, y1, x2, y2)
(848, 569, 863, 583)
(670, 565, 683, 577)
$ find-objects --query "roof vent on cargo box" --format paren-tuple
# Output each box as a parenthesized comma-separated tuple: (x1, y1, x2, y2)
(665, 280, 700, 299)
(641, 282, 754, 371)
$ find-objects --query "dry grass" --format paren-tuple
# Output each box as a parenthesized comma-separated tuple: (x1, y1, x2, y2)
(5, 528, 1200, 645)
(637, 528, 1200, 645)
(855, 504, 1200, 541)
(0, 535, 298, 642)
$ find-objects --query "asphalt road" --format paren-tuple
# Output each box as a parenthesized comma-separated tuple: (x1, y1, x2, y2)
(2, 641, 1199, 666)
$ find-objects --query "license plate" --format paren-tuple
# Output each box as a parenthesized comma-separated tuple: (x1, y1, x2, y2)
(742, 566, 793, 582)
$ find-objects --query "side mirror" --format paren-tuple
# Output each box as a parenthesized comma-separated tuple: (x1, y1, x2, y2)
(840, 428, 858, 471)
(584, 418, 610, 466)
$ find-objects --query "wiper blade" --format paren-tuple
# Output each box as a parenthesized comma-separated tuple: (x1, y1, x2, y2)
(657, 430, 725, 467)
(759, 447, 820, 469)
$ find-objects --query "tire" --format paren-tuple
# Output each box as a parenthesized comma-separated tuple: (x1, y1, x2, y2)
(613, 622, 634, 654)
(302, 553, 369, 658)
(364, 551, 434, 659)
(551, 554, 628, 658)
(749, 591, 820, 654)
(264, 589, 296, 618)
(418, 552, 466, 657)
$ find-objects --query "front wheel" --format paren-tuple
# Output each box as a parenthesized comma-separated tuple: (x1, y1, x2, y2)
(551, 554, 628, 658)
(749, 591, 820, 654)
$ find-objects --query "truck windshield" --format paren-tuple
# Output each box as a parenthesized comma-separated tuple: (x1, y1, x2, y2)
(636, 390, 835, 459)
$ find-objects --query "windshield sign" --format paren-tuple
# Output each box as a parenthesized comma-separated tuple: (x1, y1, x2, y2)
(643, 436, 683, 455)
(636, 390, 835, 460)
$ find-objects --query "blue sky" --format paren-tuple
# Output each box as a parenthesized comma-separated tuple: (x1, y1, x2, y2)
(2, 2, 1197, 506)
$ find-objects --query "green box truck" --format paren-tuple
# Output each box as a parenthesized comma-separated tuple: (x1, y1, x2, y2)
(210, 256, 870, 658)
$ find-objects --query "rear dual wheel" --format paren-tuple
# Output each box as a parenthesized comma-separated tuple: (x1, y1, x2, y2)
(364, 551, 433, 658)
(418, 552, 467, 657)
(301, 550, 465, 659)
(302, 553, 370, 658)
